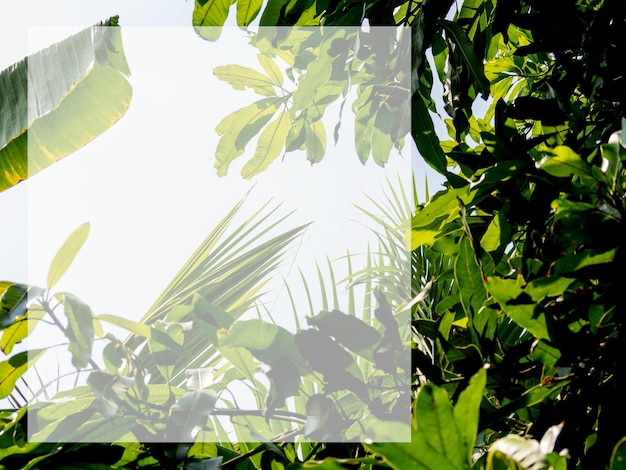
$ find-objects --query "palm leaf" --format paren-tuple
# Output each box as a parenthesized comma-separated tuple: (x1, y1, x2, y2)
(126, 192, 308, 385)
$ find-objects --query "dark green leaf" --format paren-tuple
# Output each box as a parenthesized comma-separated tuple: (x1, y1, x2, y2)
(412, 93, 448, 174)
(610, 437, 626, 470)
(306, 309, 382, 360)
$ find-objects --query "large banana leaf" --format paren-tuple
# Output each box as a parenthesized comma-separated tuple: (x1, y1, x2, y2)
(0, 16, 131, 192)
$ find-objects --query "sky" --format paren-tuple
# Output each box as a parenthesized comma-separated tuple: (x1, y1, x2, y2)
(0, 1, 445, 435)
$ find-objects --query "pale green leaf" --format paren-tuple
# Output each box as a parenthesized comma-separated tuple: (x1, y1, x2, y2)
(214, 64, 277, 96)
(214, 98, 280, 176)
(305, 118, 326, 163)
(47, 223, 90, 289)
(0, 282, 44, 329)
(237, 0, 262, 26)
(1, 308, 46, 355)
(257, 53, 283, 87)
(0, 349, 45, 398)
(0, 18, 131, 192)
(193, 0, 236, 42)
(96, 314, 151, 338)
(242, 110, 291, 178)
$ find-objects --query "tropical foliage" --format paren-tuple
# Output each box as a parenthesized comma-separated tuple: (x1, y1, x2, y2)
(2, 0, 626, 469)
(0, 16, 131, 192)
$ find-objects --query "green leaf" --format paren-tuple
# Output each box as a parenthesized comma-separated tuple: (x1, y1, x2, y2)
(214, 64, 278, 96)
(531, 340, 561, 368)
(367, 387, 465, 470)
(371, 104, 394, 166)
(61, 293, 95, 369)
(0, 18, 131, 192)
(0, 282, 44, 329)
(96, 314, 152, 338)
(417, 385, 465, 468)
(439, 20, 491, 98)
(412, 93, 448, 174)
(266, 356, 301, 413)
(306, 310, 382, 361)
(486, 277, 550, 341)
(0, 349, 44, 398)
(408, 187, 476, 249)
(242, 110, 291, 178)
(1, 308, 46, 354)
(166, 390, 217, 443)
(214, 98, 281, 176)
(193, 0, 236, 42)
(480, 212, 511, 253)
(87, 370, 135, 418)
(295, 329, 368, 400)
(610, 437, 626, 470)
(454, 368, 486, 462)
(291, 31, 344, 112)
(538, 146, 592, 178)
(217, 345, 257, 384)
(354, 90, 376, 164)
(47, 222, 90, 289)
(257, 53, 283, 87)
(237, 0, 263, 26)
(218, 319, 303, 366)
(305, 118, 326, 163)
(553, 248, 617, 275)
(455, 236, 487, 317)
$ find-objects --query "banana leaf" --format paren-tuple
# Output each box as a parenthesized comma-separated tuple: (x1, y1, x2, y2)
(0, 16, 131, 192)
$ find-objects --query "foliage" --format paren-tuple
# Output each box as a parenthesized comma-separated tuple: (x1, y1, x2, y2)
(0, 16, 131, 192)
(3, 0, 626, 469)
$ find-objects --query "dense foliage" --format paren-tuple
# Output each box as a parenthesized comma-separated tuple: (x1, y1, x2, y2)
(1, 0, 626, 469)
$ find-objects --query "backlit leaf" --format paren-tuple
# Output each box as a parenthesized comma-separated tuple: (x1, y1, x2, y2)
(242, 110, 291, 178)
(0, 282, 44, 329)
(193, 0, 236, 42)
(214, 64, 277, 96)
(538, 146, 592, 178)
(439, 20, 491, 99)
(214, 98, 281, 176)
(257, 53, 283, 87)
(47, 222, 90, 289)
(305, 118, 326, 163)
(0, 17, 131, 192)
(0, 349, 45, 398)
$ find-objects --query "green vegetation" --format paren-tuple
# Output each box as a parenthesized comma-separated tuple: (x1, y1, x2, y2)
(2, 0, 626, 468)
